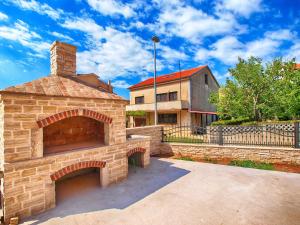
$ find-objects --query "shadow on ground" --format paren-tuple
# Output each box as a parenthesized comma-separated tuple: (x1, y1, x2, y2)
(23, 158, 190, 225)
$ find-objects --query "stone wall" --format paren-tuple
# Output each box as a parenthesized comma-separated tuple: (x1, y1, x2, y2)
(165, 143, 300, 165)
(126, 125, 163, 155)
(1, 93, 127, 163)
(3, 136, 150, 222)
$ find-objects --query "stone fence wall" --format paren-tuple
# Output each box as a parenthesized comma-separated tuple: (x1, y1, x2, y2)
(126, 126, 163, 155)
(165, 143, 300, 165)
(128, 125, 300, 165)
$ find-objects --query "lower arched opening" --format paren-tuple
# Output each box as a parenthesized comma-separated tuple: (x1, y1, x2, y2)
(55, 167, 101, 204)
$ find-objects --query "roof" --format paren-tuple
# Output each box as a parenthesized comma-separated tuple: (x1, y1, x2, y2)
(296, 64, 300, 70)
(0, 75, 124, 101)
(129, 65, 207, 90)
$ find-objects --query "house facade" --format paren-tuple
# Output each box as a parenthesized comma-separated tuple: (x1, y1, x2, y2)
(126, 66, 219, 127)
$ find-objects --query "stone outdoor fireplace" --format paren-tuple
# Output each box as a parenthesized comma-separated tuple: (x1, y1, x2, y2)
(0, 41, 151, 224)
(38, 108, 110, 155)
(43, 116, 105, 154)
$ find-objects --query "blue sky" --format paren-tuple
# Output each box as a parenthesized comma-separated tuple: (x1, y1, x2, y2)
(0, 0, 299, 99)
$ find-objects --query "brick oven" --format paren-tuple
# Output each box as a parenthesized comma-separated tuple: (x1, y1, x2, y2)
(0, 41, 150, 223)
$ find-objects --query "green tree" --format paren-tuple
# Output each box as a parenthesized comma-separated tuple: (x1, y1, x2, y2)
(265, 59, 300, 119)
(210, 57, 300, 121)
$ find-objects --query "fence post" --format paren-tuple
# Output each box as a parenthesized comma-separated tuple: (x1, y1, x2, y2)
(218, 126, 223, 145)
(295, 122, 300, 148)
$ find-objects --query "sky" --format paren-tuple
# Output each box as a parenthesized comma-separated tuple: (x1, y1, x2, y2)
(0, 0, 299, 99)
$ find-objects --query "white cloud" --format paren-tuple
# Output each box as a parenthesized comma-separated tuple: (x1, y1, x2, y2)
(159, 45, 188, 63)
(264, 29, 296, 41)
(62, 17, 154, 80)
(213, 71, 230, 81)
(86, 0, 135, 18)
(155, 4, 242, 42)
(61, 17, 103, 40)
(7, 0, 63, 20)
(195, 29, 295, 65)
(0, 20, 50, 57)
(111, 80, 131, 88)
(195, 36, 244, 65)
(49, 31, 74, 41)
(216, 0, 263, 18)
(0, 12, 8, 20)
(287, 41, 300, 61)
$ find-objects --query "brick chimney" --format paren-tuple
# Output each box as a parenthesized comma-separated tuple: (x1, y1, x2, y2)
(50, 41, 76, 76)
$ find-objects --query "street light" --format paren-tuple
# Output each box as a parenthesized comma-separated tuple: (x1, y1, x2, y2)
(152, 35, 160, 125)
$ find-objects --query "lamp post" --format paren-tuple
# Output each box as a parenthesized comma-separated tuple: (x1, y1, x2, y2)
(152, 35, 160, 125)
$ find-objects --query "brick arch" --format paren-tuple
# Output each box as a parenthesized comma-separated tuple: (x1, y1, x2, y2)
(37, 108, 112, 128)
(50, 160, 106, 181)
(127, 147, 146, 157)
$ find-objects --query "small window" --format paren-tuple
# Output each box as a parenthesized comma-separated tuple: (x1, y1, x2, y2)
(169, 91, 178, 101)
(135, 96, 144, 104)
(158, 113, 177, 124)
(157, 93, 168, 102)
(205, 74, 208, 85)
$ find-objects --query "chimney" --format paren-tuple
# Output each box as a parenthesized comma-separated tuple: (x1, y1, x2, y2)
(50, 41, 77, 76)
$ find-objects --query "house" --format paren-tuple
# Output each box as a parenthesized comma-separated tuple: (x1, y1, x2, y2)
(0, 41, 150, 223)
(126, 65, 219, 127)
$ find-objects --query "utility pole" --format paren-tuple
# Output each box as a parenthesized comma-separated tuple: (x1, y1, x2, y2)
(152, 35, 160, 125)
(179, 60, 182, 127)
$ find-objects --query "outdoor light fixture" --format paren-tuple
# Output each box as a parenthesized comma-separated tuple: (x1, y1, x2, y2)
(152, 35, 160, 125)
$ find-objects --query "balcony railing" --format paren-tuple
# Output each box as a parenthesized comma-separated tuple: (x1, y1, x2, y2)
(126, 100, 189, 112)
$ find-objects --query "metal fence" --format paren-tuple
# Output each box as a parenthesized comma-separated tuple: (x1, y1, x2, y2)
(162, 122, 300, 148)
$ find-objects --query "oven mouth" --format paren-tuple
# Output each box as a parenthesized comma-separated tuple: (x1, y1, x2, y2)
(43, 116, 107, 155)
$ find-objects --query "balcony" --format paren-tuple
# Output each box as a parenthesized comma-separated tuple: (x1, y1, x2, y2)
(126, 100, 189, 112)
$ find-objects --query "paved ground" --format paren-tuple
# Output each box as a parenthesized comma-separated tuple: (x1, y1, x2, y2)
(23, 158, 300, 225)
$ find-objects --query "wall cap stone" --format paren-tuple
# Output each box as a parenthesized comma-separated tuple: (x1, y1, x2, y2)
(167, 142, 297, 151)
(126, 125, 163, 131)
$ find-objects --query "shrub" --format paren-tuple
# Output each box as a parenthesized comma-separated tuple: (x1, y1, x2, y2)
(126, 110, 146, 116)
(211, 117, 251, 126)
(212, 118, 300, 126)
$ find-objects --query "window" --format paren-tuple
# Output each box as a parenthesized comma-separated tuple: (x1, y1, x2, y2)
(158, 113, 177, 124)
(156, 93, 168, 102)
(135, 96, 144, 104)
(205, 74, 208, 85)
(169, 91, 178, 101)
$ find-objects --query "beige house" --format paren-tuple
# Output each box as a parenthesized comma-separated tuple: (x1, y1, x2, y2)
(126, 66, 219, 127)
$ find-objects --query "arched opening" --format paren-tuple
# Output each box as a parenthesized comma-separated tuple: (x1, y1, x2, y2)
(51, 161, 107, 204)
(128, 152, 144, 168)
(43, 116, 107, 155)
(127, 148, 146, 172)
(55, 167, 101, 204)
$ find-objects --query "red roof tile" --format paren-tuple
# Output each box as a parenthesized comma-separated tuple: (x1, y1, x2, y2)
(0, 76, 124, 101)
(296, 64, 300, 69)
(129, 66, 207, 90)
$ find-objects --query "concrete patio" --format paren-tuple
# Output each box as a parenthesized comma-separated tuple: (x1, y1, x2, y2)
(22, 158, 300, 225)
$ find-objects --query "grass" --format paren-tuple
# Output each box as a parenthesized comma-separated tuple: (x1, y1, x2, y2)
(165, 136, 204, 144)
(229, 160, 274, 170)
(177, 156, 194, 161)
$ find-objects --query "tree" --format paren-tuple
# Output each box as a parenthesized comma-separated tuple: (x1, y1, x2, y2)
(210, 57, 300, 121)
(265, 59, 300, 119)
